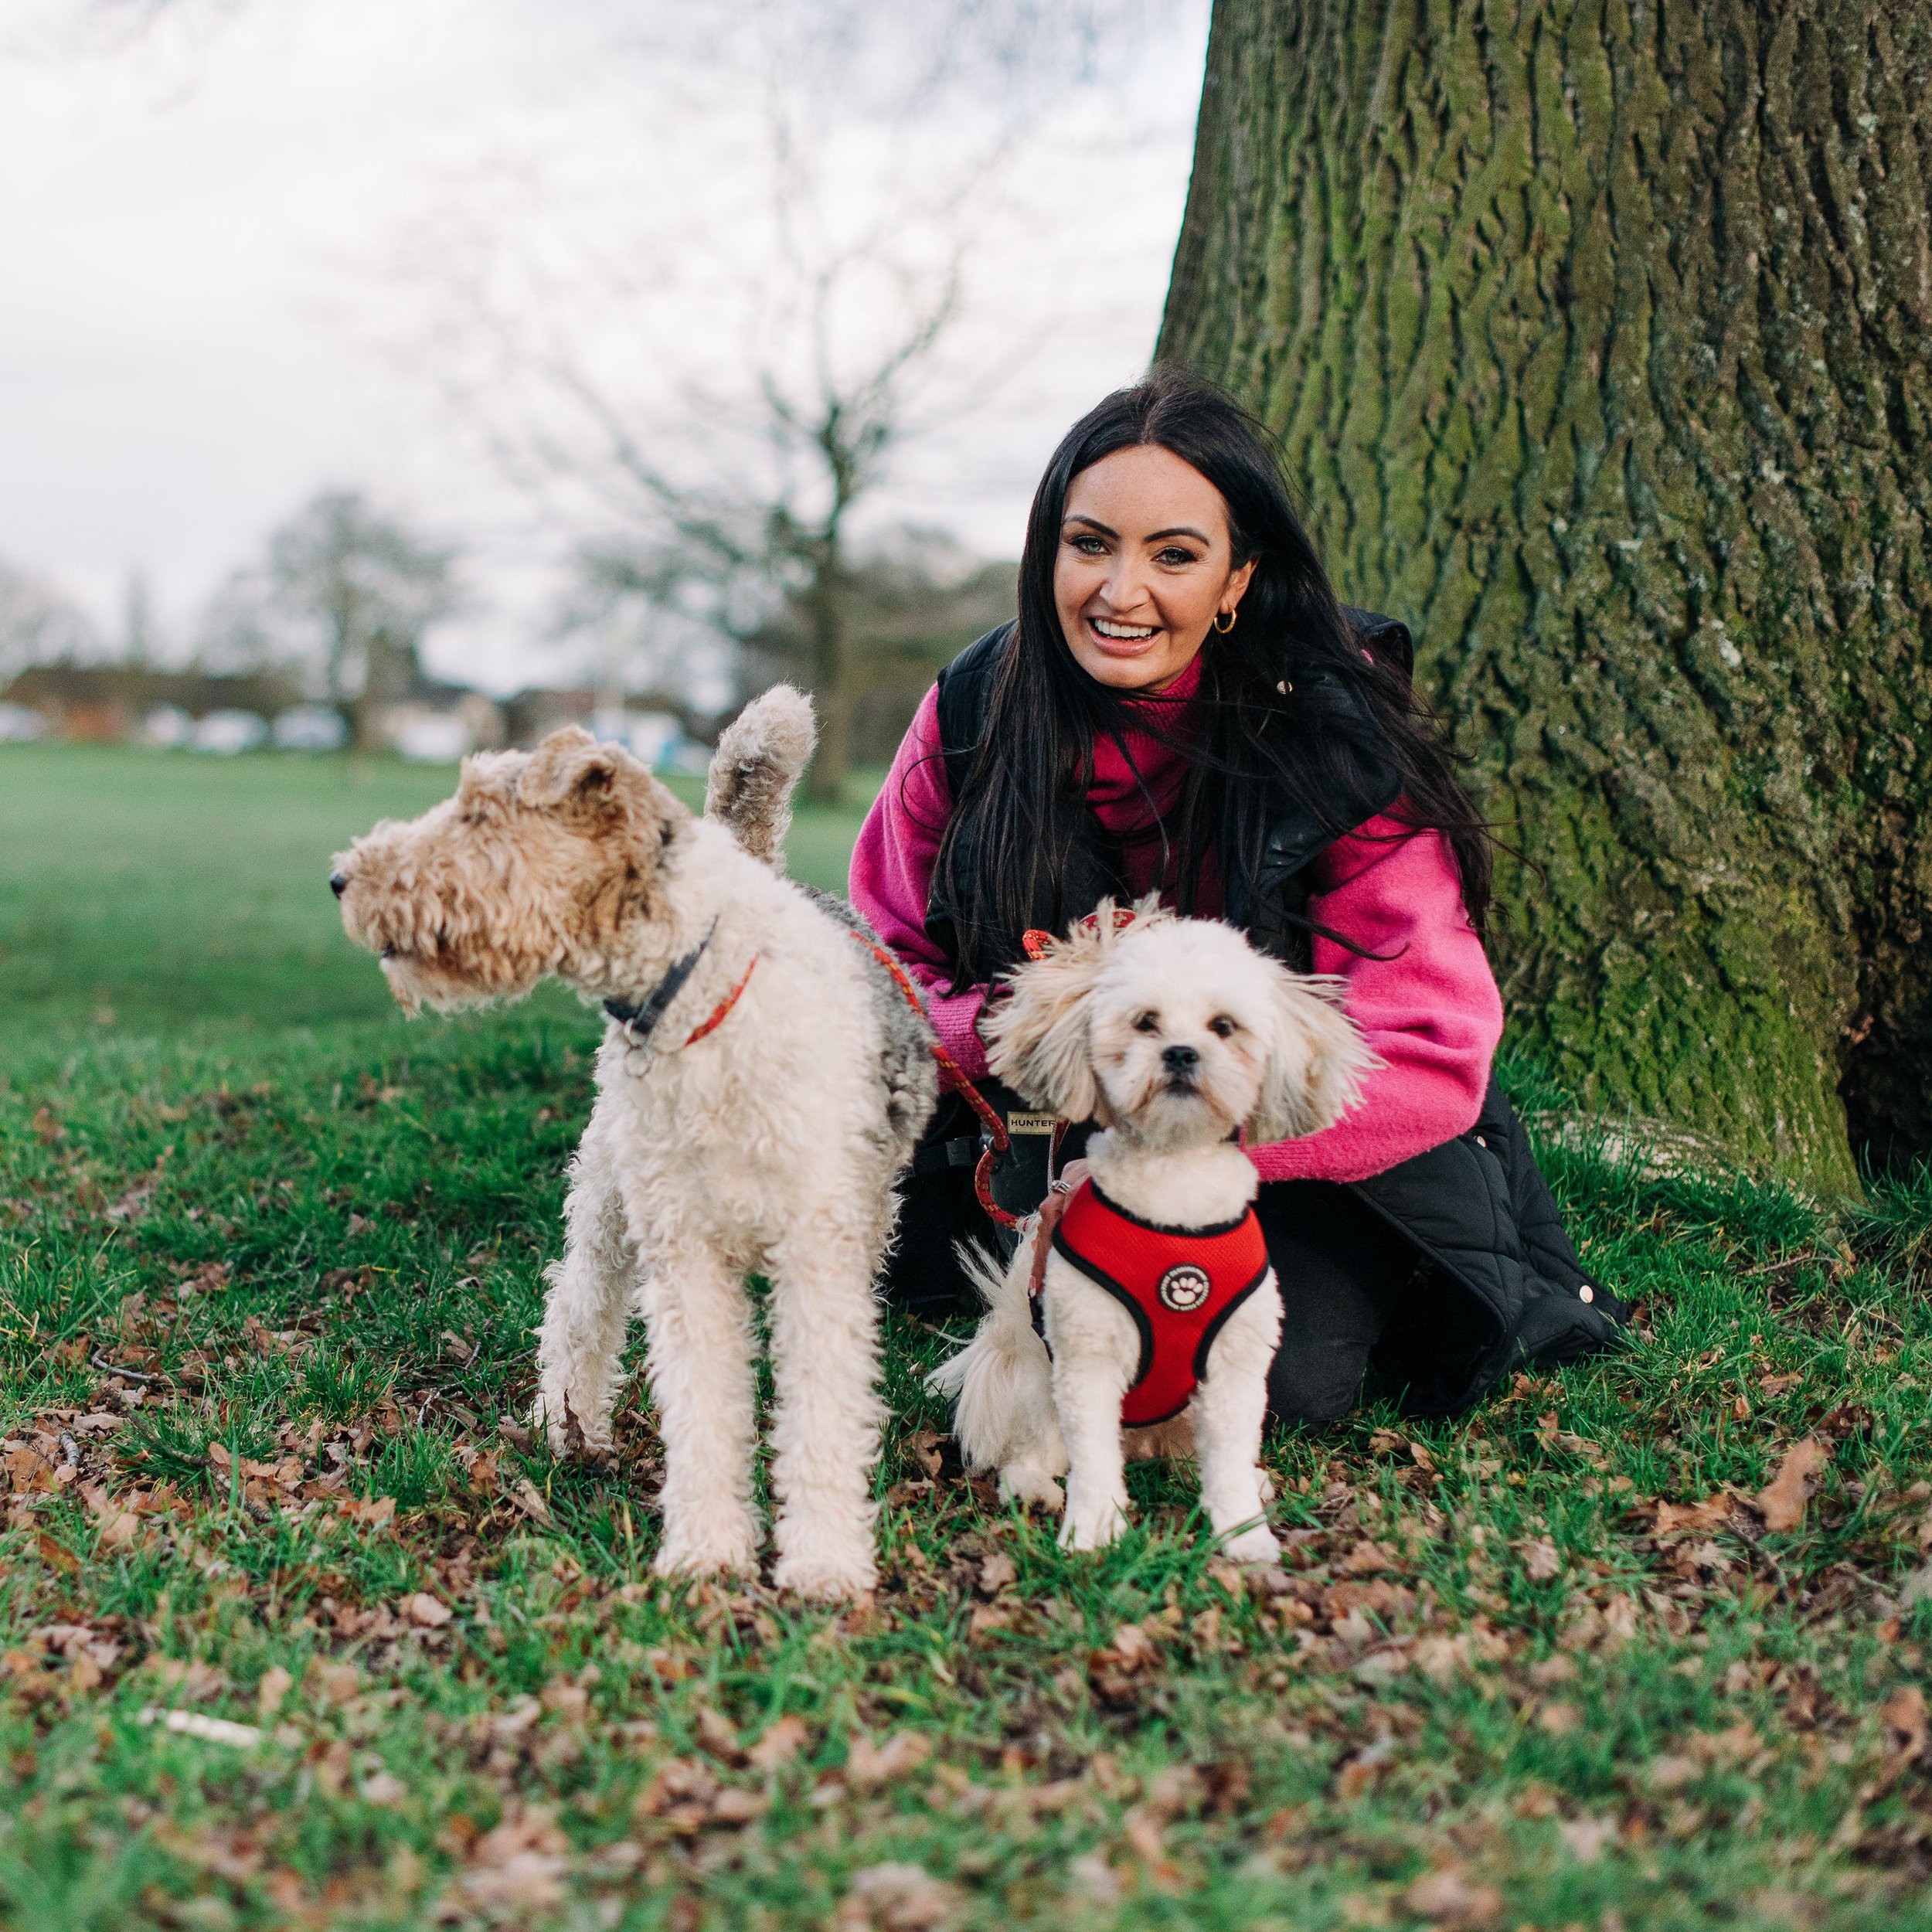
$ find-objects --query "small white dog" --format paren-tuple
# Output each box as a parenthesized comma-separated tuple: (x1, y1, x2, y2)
(930, 902, 1374, 1560)
(331, 688, 935, 1599)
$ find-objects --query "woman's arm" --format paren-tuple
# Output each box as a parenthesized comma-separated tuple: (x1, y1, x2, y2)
(847, 685, 995, 1077)
(1251, 815, 1503, 1184)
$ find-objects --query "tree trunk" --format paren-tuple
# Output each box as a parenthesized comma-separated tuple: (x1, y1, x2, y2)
(1158, 0, 1932, 1194)
(804, 537, 852, 805)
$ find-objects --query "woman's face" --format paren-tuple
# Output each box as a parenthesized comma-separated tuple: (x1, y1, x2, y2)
(1053, 443, 1257, 694)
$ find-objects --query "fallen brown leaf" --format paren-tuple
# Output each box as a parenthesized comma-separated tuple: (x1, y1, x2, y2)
(1339, 1538, 1398, 1575)
(1087, 1621, 1162, 1706)
(257, 1666, 294, 1718)
(1881, 1685, 1928, 1767)
(457, 1806, 569, 1913)
(35, 1531, 78, 1573)
(1400, 1867, 1502, 1927)
(838, 1861, 960, 1931)
(1756, 1437, 1831, 1534)
(976, 1552, 1016, 1595)
(1519, 1537, 1562, 1581)
(691, 1702, 744, 1763)
(402, 1593, 452, 1629)
(1654, 1492, 1744, 1534)
(304, 1658, 361, 1705)
(746, 1713, 808, 1770)
(845, 1730, 932, 1789)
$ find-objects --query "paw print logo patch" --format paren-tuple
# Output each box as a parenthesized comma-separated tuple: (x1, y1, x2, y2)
(1157, 1263, 1212, 1312)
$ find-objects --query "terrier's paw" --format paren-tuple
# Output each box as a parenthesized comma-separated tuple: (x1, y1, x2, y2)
(998, 1464, 1066, 1513)
(1256, 1468, 1277, 1505)
(651, 1542, 758, 1583)
(532, 1389, 613, 1461)
(771, 1548, 879, 1601)
(653, 1513, 760, 1581)
(1215, 1519, 1281, 1566)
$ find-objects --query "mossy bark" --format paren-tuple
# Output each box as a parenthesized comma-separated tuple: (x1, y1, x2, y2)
(1159, 0, 1932, 1194)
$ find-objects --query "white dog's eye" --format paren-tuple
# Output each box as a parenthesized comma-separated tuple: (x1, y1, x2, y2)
(1208, 1014, 1236, 1039)
(1134, 1010, 1160, 1035)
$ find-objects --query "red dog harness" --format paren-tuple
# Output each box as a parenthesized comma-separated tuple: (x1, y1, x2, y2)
(1049, 1180, 1272, 1427)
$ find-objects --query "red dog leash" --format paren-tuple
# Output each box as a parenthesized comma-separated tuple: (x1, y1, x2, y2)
(849, 935, 1022, 1230)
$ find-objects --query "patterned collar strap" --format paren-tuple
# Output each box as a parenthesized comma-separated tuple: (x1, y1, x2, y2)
(604, 920, 716, 1044)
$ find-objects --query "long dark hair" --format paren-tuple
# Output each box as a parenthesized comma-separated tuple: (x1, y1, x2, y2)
(932, 367, 1492, 988)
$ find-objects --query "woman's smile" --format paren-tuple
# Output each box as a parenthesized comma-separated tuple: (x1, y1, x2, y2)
(1087, 614, 1162, 652)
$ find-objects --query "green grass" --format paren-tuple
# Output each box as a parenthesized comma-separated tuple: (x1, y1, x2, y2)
(2, 742, 1931, 1930)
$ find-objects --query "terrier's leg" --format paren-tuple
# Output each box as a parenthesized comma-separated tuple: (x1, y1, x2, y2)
(638, 1240, 761, 1580)
(1044, 1270, 1140, 1552)
(533, 1104, 639, 1457)
(1191, 1282, 1284, 1564)
(764, 1212, 883, 1600)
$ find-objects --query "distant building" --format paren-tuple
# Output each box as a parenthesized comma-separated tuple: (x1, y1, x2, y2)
(1, 665, 300, 743)
(191, 710, 270, 754)
(272, 705, 349, 751)
(369, 689, 506, 762)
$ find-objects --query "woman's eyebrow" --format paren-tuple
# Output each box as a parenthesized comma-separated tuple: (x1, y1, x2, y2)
(1063, 514, 1117, 537)
(1147, 526, 1210, 544)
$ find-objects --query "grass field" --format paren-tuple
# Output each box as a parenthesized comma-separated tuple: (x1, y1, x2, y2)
(3, 743, 1932, 1931)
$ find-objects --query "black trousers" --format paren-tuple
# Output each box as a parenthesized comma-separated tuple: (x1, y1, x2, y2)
(1253, 1180, 1420, 1429)
(886, 1111, 1423, 1429)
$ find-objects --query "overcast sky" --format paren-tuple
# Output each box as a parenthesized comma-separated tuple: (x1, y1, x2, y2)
(0, 0, 1209, 692)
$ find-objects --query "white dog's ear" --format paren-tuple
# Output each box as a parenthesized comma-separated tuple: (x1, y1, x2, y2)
(981, 925, 1113, 1121)
(1248, 971, 1379, 1145)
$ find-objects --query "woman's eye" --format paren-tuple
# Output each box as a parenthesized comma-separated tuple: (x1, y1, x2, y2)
(1155, 546, 1199, 566)
(1209, 1015, 1236, 1039)
(1067, 533, 1107, 555)
(1134, 1011, 1160, 1035)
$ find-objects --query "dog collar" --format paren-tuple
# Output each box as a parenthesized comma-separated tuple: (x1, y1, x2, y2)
(604, 919, 759, 1053)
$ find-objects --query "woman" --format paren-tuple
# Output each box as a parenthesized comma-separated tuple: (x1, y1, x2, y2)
(849, 370, 1623, 1423)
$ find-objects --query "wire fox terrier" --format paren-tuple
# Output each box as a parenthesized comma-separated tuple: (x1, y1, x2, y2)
(331, 689, 935, 1599)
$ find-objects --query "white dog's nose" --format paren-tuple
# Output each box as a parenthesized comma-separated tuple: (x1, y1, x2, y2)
(1162, 1043, 1200, 1076)
(329, 870, 349, 898)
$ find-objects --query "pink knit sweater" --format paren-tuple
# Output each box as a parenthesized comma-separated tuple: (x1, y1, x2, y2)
(848, 662, 1504, 1183)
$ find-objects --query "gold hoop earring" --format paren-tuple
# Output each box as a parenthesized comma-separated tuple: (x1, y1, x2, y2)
(1213, 607, 1237, 634)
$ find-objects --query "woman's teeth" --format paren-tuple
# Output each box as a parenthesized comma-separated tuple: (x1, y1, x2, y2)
(1092, 617, 1158, 641)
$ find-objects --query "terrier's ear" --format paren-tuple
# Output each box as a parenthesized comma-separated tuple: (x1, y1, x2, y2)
(1248, 970, 1380, 1145)
(519, 726, 638, 817)
(981, 928, 1111, 1121)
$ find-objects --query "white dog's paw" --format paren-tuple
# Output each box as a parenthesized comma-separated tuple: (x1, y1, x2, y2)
(532, 1389, 613, 1461)
(771, 1548, 878, 1602)
(653, 1516, 760, 1582)
(1059, 1492, 1130, 1552)
(1215, 1519, 1281, 1566)
(1256, 1468, 1277, 1505)
(998, 1464, 1066, 1513)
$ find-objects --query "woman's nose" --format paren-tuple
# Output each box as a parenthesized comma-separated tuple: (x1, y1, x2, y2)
(1102, 559, 1154, 613)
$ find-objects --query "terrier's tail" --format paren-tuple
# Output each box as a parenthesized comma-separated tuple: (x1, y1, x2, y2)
(704, 684, 815, 871)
